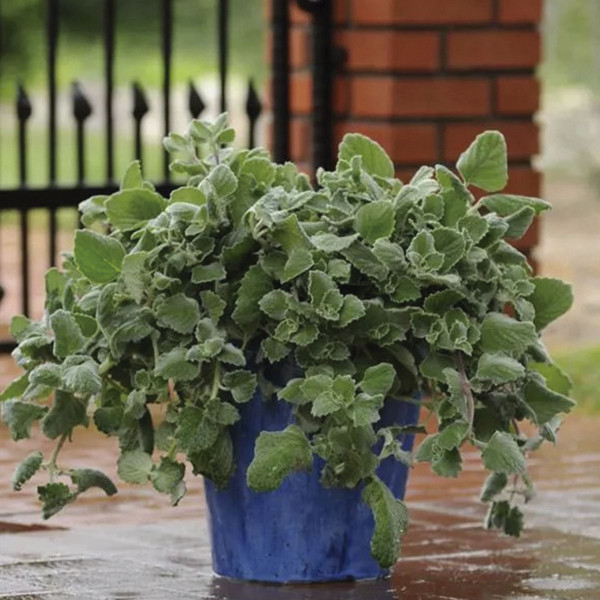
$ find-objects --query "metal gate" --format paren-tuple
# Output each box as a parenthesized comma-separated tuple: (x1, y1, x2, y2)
(0, 0, 335, 351)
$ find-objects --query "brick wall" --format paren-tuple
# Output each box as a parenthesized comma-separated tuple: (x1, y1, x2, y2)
(278, 0, 542, 255)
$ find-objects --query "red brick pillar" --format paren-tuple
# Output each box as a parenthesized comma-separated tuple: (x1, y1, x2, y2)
(328, 0, 542, 253)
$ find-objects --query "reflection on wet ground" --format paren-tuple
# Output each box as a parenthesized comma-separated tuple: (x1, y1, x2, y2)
(0, 416, 599, 599)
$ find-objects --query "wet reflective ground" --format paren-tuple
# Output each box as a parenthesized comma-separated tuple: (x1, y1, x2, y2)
(0, 416, 599, 599)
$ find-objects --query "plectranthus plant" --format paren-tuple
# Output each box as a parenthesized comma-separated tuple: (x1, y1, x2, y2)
(1, 114, 574, 568)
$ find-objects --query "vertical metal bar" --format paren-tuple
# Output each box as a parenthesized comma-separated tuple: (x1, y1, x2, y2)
(17, 84, 32, 317)
(271, 0, 290, 162)
(310, 0, 334, 171)
(161, 0, 173, 180)
(47, 0, 59, 267)
(104, 0, 115, 182)
(218, 0, 229, 113)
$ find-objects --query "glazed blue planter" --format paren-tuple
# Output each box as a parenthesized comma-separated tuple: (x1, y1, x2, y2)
(203, 381, 420, 584)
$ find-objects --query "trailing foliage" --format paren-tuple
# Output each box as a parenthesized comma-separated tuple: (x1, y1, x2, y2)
(1, 116, 574, 568)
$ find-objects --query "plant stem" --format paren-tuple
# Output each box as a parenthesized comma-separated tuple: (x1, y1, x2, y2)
(47, 434, 68, 483)
(210, 362, 221, 400)
(456, 351, 475, 432)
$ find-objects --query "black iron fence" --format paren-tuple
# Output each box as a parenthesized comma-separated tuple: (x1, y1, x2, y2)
(0, 0, 333, 352)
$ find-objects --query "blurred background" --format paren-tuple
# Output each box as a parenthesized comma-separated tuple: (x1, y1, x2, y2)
(0, 0, 597, 412)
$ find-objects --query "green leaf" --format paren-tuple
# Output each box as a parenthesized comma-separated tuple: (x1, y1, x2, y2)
(192, 262, 227, 283)
(188, 431, 235, 488)
(529, 362, 572, 396)
(38, 483, 75, 519)
(261, 337, 290, 363)
(281, 248, 314, 283)
(247, 425, 313, 492)
(74, 230, 125, 283)
(11, 314, 39, 342)
(342, 242, 388, 281)
(480, 472, 508, 502)
(2, 400, 46, 440)
(278, 378, 309, 405)
(272, 214, 312, 253)
(156, 294, 201, 334)
(70, 469, 117, 496)
(0, 373, 30, 402)
(524, 379, 575, 425)
(74, 314, 98, 338)
(479, 194, 551, 217)
(362, 477, 408, 568)
(150, 457, 185, 504)
(312, 389, 343, 417)
(200, 290, 227, 322)
(475, 353, 525, 384)
(479, 313, 537, 355)
(259, 290, 290, 321)
(41, 391, 88, 439)
(175, 406, 218, 453)
(482, 432, 526, 474)
(117, 449, 153, 484)
(432, 448, 462, 477)
(218, 343, 246, 366)
(242, 156, 276, 185)
(458, 214, 489, 244)
(457, 131, 508, 192)
(528, 277, 573, 331)
(338, 295, 366, 328)
(155, 347, 200, 381)
(431, 227, 466, 271)
(504, 206, 535, 239)
(351, 392, 384, 426)
(12, 450, 44, 491)
(62, 358, 102, 395)
(291, 323, 320, 346)
(338, 133, 395, 178)
(360, 363, 395, 396)
(372, 239, 406, 271)
(50, 309, 85, 359)
(208, 164, 238, 197)
(485, 500, 524, 537)
(354, 201, 395, 244)
(121, 252, 148, 303)
(310, 232, 359, 253)
(120, 160, 144, 189)
(232, 265, 273, 331)
(106, 189, 165, 229)
(391, 277, 420, 304)
(169, 186, 207, 206)
(94, 406, 124, 435)
(420, 352, 455, 382)
(308, 270, 343, 321)
(437, 420, 469, 451)
(223, 370, 257, 403)
(124, 390, 147, 419)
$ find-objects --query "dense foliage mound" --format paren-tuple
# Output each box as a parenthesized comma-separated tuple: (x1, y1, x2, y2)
(2, 115, 574, 567)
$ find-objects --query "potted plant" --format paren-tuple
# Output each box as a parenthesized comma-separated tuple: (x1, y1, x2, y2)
(2, 114, 575, 583)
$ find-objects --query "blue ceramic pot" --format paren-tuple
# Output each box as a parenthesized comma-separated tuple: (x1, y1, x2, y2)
(204, 381, 420, 583)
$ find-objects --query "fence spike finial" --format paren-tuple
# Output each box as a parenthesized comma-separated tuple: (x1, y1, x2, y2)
(132, 82, 150, 121)
(188, 80, 206, 119)
(16, 83, 33, 122)
(246, 78, 262, 122)
(71, 81, 93, 122)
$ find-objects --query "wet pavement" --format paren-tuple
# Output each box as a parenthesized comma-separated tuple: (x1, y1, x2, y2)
(0, 415, 599, 599)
